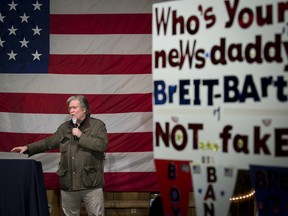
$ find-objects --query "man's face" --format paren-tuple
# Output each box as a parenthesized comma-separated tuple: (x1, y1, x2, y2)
(68, 99, 86, 121)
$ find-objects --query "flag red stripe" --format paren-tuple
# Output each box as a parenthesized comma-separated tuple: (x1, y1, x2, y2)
(0, 132, 51, 152)
(44, 172, 159, 191)
(0, 93, 152, 114)
(104, 172, 159, 192)
(50, 14, 152, 34)
(48, 55, 152, 75)
(108, 132, 152, 152)
(1, 132, 152, 153)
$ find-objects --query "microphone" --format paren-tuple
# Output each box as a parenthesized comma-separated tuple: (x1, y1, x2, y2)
(72, 117, 77, 128)
(72, 118, 77, 140)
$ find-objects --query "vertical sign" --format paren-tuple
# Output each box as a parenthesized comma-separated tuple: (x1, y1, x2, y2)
(154, 159, 191, 216)
(191, 164, 237, 216)
(250, 165, 288, 216)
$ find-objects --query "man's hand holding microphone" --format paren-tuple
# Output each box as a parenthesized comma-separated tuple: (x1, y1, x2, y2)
(72, 117, 82, 139)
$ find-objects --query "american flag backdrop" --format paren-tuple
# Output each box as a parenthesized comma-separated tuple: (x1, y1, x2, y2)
(0, 0, 164, 191)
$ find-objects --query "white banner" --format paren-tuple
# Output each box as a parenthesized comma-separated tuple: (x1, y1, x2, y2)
(152, 1, 288, 215)
(152, 0, 288, 168)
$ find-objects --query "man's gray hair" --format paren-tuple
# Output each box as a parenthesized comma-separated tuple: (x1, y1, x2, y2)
(67, 95, 91, 117)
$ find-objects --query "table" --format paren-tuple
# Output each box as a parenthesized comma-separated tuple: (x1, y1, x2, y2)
(0, 159, 49, 216)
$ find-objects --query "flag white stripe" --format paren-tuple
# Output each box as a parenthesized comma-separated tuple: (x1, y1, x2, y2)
(50, 34, 152, 55)
(37, 152, 155, 172)
(0, 74, 152, 94)
(0, 112, 152, 133)
(50, 0, 166, 14)
(0, 152, 155, 173)
(104, 152, 155, 172)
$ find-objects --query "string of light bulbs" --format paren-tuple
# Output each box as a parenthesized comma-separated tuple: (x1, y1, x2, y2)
(229, 190, 255, 201)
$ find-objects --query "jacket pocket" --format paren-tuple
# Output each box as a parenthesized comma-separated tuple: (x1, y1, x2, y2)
(82, 166, 102, 188)
(56, 169, 70, 190)
(60, 140, 69, 153)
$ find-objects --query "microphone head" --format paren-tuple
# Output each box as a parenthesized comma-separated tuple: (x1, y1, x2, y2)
(72, 117, 77, 125)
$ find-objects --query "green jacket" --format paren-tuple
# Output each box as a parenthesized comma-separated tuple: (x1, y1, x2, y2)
(27, 117, 108, 191)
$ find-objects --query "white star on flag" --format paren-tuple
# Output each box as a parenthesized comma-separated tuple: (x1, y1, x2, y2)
(20, 13, 30, 23)
(19, 38, 29, 48)
(7, 50, 17, 60)
(0, 38, 5, 47)
(32, 50, 42, 61)
(32, 1, 42, 11)
(8, 25, 17, 35)
(8, 1, 17, 11)
(32, 25, 42, 35)
(0, 12, 5, 23)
